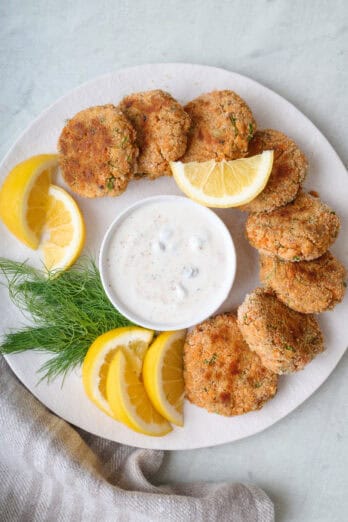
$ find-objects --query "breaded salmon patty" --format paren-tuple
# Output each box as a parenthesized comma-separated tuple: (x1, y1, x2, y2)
(181, 90, 256, 163)
(183, 313, 278, 416)
(237, 288, 324, 374)
(259, 251, 346, 314)
(119, 90, 191, 178)
(246, 191, 340, 261)
(240, 129, 308, 213)
(58, 104, 138, 198)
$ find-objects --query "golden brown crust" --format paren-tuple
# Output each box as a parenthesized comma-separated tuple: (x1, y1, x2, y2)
(58, 104, 138, 198)
(246, 191, 340, 261)
(237, 288, 324, 374)
(181, 90, 256, 163)
(240, 129, 308, 213)
(183, 313, 278, 416)
(259, 252, 346, 314)
(119, 90, 191, 179)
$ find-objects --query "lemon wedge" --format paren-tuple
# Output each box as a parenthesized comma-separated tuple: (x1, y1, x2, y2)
(0, 154, 58, 248)
(40, 185, 85, 272)
(170, 151, 274, 208)
(106, 349, 172, 436)
(82, 327, 154, 417)
(143, 330, 186, 426)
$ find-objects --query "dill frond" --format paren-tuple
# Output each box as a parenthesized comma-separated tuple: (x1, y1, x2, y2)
(0, 257, 132, 381)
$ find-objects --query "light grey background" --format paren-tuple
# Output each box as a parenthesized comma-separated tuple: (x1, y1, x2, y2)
(1, 1, 347, 521)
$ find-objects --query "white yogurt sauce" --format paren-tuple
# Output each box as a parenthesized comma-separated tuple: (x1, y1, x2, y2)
(102, 197, 235, 328)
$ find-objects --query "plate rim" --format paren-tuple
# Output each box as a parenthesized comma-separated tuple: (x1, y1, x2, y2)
(1, 62, 346, 174)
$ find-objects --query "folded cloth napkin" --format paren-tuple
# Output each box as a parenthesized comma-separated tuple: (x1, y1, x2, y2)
(0, 357, 274, 522)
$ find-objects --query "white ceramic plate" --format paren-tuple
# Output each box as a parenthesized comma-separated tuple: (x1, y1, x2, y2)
(1, 64, 347, 450)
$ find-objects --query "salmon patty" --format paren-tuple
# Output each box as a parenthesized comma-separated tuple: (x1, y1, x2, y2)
(181, 90, 256, 163)
(259, 251, 346, 314)
(184, 313, 278, 416)
(119, 90, 191, 178)
(58, 104, 138, 198)
(240, 129, 308, 213)
(237, 288, 324, 374)
(246, 191, 340, 261)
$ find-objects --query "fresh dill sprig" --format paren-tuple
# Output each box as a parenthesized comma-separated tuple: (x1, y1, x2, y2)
(0, 257, 132, 382)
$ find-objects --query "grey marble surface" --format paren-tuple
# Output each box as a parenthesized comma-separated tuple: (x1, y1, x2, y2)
(1, 1, 347, 520)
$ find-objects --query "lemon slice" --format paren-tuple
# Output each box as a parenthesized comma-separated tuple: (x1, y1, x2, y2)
(143, 330, 186, 426)
(0, 154, 58, 248)
(82, 327, 154, 417)
(40, 185, 85, 271)
(106, 349, 172, 436)
(170, 151, 274, 208)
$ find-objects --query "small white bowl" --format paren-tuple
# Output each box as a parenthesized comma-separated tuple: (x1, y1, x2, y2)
(99, 195, 236, 331)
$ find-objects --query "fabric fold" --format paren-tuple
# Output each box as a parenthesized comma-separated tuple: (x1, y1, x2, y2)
(0, 357, 274, 521)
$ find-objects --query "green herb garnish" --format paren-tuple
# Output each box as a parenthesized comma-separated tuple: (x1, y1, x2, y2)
(247, 123, 254, 141)
(204, 353, 218, 365)
(120, 136, 129, 148)
(106, 176, 115, 190)
(0, 258, 132, 381)
(229, 115, 239, 137)
(284, 344, 295, 352)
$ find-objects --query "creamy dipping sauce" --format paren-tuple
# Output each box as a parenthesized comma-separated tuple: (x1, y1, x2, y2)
(101, 196, 236, 329)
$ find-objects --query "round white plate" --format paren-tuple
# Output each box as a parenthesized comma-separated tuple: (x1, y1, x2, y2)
(1, 64, 347, 450)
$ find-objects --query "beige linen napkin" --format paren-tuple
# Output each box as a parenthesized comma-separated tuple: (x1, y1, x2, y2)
(0, 357, 274, 521)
